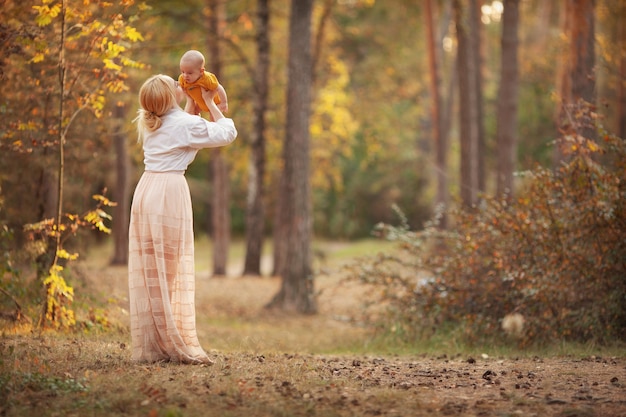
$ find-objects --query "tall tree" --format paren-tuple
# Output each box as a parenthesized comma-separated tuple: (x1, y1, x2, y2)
(267, 0, 316, 314)
(424, 0, 449, 228)
(472, 0, 486, 194)
(273, 0, 335, 272)
(555, 0, 596, 163)
(110, 103, 130, 265)
(207, 0, 230, 276)
(495, 0, 520, 198)
(454, 0, 479, 207)
(568, 0, 596, 112)
(617, 2, 626, 138)
(243, 0, 271, 276)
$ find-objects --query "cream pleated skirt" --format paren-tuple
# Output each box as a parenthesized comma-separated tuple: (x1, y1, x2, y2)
(128, 171, 211, 364)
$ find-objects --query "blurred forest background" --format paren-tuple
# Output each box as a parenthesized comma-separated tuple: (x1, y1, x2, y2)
(0, 0, 625, 343)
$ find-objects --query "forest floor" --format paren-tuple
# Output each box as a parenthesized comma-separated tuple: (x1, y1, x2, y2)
(1, 240, 625, 417)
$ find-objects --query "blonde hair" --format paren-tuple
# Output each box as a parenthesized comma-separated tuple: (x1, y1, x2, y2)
(134, 74, 177, 141)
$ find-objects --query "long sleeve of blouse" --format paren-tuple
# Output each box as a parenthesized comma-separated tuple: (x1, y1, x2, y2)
(143, 108, 237, 172)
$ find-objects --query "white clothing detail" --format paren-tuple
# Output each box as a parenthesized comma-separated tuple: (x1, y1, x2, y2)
(143, 108, 237, 172)
(129, 106, 237, 364)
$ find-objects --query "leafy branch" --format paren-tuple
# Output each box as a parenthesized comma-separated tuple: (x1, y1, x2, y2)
(23, 0, 145, 329)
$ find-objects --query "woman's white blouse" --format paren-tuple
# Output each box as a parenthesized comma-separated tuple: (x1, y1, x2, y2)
(142, 108, 237, 172)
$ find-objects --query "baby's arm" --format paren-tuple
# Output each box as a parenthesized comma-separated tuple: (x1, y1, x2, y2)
(216, 84, 228, 113)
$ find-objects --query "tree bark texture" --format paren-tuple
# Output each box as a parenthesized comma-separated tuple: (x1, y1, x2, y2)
(471, 0, 486, 195)
(207, 0, 230, 276)
(111, 103, 130, 265)
(267, 0, 316, 314)
(555, 0, 596, 163)
(569, 0, 596, 142)
(454, 0, 479, 207)
(616, 2, 626, 138)
(271, 172, 287, 277)
(243, 0, 270, 276)
(569, 0, 596, 107)
(424, 0, 449, 228)
(495, 0, 520, 198)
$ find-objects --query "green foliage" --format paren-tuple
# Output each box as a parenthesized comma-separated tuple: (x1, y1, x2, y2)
(0, 371, 88, 403)
(348, 120, 626, 347)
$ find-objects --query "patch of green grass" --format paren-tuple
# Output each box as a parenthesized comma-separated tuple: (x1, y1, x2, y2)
(1, 370, 88, 393)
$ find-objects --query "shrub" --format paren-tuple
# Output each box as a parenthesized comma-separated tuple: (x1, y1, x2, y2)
(348, 125, 626, 347)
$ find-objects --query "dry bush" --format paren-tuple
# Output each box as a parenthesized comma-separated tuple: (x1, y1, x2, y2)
(348, 121, 626, 347)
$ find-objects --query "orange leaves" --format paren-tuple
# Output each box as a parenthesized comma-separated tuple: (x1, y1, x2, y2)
(237, 12, 254, 31)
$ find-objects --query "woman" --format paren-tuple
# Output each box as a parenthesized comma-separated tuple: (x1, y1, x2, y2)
(128, 74, 237, 364)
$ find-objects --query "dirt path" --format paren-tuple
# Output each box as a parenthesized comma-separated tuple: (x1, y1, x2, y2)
(22, 252, 612, 417)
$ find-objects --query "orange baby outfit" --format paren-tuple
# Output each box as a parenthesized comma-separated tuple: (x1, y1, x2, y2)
(178, 71, 221, 112)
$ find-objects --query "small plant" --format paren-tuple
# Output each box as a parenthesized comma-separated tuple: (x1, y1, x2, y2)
(24, 193, 116, 329)
(7, 371, 89, 393)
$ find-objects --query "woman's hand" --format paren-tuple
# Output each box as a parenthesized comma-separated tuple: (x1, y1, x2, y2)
(201, 88, 218, 106)
(202, 88, 225, 122)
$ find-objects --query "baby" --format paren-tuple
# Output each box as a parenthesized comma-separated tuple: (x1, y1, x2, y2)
(178, 50, 228, 116)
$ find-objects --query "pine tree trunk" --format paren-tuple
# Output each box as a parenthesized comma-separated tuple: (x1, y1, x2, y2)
(243, 0, 270, 276)
(496, 0, 520, 198)
(616, 2, 626, 138)
(424, 0, 448, 228)
(569, 0, 596, 108)
(271, 173, 287, 277)
(207, 0, 230, 276)
(267, 0, 316, 314)
(569, 0, 596, 143)
(471, 0, 486, 195)
(454, 0, 479, 207)
(110, 103, 130, 265)
(555, 0, 596, 164)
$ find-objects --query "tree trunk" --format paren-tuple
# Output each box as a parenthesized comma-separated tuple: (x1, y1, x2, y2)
(439, 0, 456, 203)
(207, 0, 230, 276)
(454, 0, 479, 207)
(211, 150, 230, 276)
(243, 0, 270, 276)
(267, 0, 316, 314)
(471, 0, 486, 195)
(555, 0, 596, 164)
(35, 162, 58, 278)
(271, 172, 287, 277)
(424, 0, 448, 228)
(312, 0, 334, 86)
(272, 0, 332, 276)
(495, 0, 520, 198)
(110, 103, 130, 265)
(569, 0, 596, 110)
(554, 0, 572, 165)
(569, 0, 596, 144)
(616, 2, 626, 138)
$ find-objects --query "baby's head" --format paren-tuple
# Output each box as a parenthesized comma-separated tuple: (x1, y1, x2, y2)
(180, 50, 205, 84)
